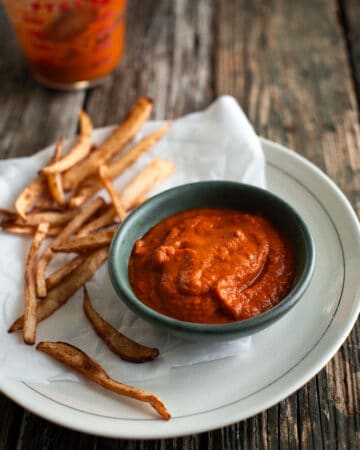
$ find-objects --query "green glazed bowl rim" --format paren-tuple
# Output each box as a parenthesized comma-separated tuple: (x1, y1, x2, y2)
(108, 181, 315, 337)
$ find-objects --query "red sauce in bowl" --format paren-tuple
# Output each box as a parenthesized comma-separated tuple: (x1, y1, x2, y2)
(128, 208, 296, 324)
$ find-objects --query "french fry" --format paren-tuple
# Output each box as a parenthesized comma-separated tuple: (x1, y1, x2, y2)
(10, 209, 77, 226)
(83, 287, 159, 363)
(79, 109, 93, 138)
(46, 137, 66, 205)
(14, 176, 47, 219)
(46, 254, 86, 291)
(119, 159, 175, 210)
(23, 222, 49, 345)
(76, 193, 148, 238)
(69, 125, 170, 208)
(77, 205, 116, 237)
(0, 208, 17, 218)
(36, 197, 105, 298)
(1, 223, 62, 237)
(52, 227, 116, 253)
(9, 247, 109, 332)
(41, 111, 93, 175)
(98, 165, 126, 221)
(62, 97, 153, 191)
(76, 159, 173, 236)
(36, 341, 170, 420)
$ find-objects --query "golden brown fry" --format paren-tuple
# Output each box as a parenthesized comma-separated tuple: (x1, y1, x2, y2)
(14, 176, 47, 219)
(36, 341, 170, 420)
(36, 197, 105, 298)
(79, 109, 92, 138)
(1, 223, 61, 237)
(46, 138, 66, 205)
(69, 125, 170, 208)
(41, 138, 92, 175)
(119, 159, 175, 210)
(41, 111, 93, 175)
(130, 194, 148, 210)
(11, 209, 77, 226)
(77, 205, 116, 237)
(52, 227, 116, 253)
(98, 165, 126, 221)
(23, 222, 49, 345)
(63, 97, 153, 191)
(83, 287, 159, 363)
(46, 254, 86, 291)
(0, 208, 17, 218)
(76, 193, 147, 238)
(9, 247, 109, 332)
(77, 160, 172, 238)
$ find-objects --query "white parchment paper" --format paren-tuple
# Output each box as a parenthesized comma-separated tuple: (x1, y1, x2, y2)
(0, 96, 265, 383)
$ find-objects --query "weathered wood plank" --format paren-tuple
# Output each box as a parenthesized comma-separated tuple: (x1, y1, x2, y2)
(216, 1, 360, 450)
(341, 0, 360, 106)
(0, 394, 23, 450)
(84, 0, 215, 125)
(0, 5, 85, 159)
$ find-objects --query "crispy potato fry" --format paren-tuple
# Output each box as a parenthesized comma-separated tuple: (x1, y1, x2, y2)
(36, 341, 170, 420)
(76, 194, 147, 238)
(11, 209, 77, 226)
(1, 223, 62, 237)
(69, 125, 170, 208)
(14, 176, 47, 219)
(23, 222, 49, 345)
(0, 208, 17, 218)
(83, 287, 159, 362)
(62, 97, 153, 191)
(52, 227, 116, 253)
(119, 159, 175, 210)
(46, 138, 66, 205)
(36, 197, 105, 298)
(41, 111, 93, 175)
(77, 205, 116, 237)
(79, 109, 92, 138)
(98, 165, 126, 221)
(9, 247, 109, 332)
(46, 254, 86, 291)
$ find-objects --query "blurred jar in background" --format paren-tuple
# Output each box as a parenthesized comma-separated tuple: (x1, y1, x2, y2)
(2, 0, 127, 90)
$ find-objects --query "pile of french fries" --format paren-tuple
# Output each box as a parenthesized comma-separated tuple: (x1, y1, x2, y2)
(0, 97, 173, 420)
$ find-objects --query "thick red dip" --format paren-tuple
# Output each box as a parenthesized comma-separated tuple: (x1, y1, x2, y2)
(128, 208, 296, 323)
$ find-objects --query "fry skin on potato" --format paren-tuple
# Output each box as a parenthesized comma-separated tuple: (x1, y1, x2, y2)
(1, 222, 62, 237)
(46, 137, 66, 205)
(52, 227, 116, 253)
(36, 196, 105, 298)
(83, 287, 159, 363)
(23, 222, 49, 345)
(14, 176, 48, 219)
(119, 159, 175, 210)
(41, 111, 93, 175)
(11, 209, 77, 226)
(9, 247, 109, 332)
(46, 254, 87, 291)
(69, 124, 170, 208)
(62, 97, 153, 191)
(77, 205, 116, 237)
(36, 341, 170, 420)
(98, 165, 126, 221)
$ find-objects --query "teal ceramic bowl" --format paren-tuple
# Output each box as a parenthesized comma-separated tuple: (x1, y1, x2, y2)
(108, 181, 315, 341)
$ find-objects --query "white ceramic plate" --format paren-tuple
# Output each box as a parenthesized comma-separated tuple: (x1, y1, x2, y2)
(1, 137, 359, 439)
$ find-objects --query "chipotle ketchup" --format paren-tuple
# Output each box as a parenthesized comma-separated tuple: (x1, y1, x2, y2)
(129, 208, 296, 324)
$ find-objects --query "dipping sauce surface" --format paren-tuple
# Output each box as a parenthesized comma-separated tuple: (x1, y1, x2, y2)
(128, 208, 296, 323)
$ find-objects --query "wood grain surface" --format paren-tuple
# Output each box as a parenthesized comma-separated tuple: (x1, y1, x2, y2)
(0, 0, 359, 449)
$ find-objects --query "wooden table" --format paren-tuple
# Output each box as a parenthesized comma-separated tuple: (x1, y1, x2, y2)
(0, 1, 359, 448)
